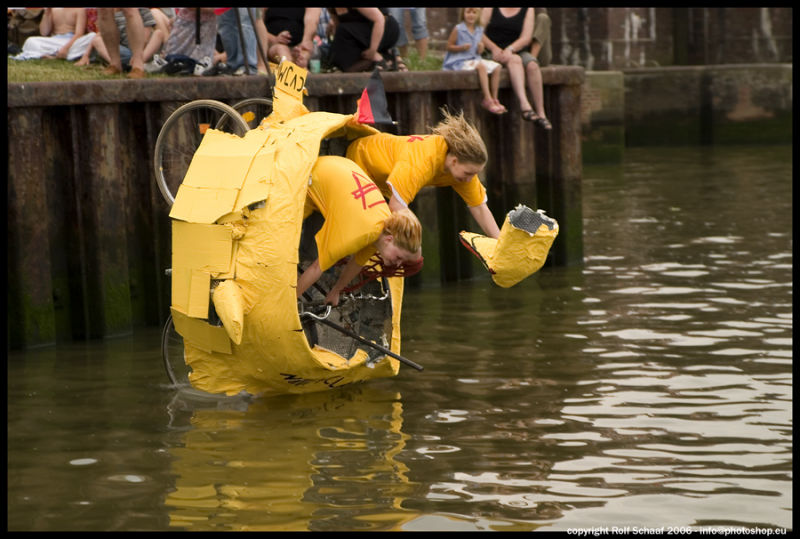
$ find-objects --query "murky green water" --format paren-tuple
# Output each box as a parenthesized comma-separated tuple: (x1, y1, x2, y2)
(8, 145, 792, 531)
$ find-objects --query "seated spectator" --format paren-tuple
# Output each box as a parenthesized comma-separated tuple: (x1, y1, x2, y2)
(481, 7, 552, 129)
(442, 8, 506, 115)
(328, 8, 402, 73)
(264, 8, 321, 68)
(10, 8, 96, 62)
(75, 8, 163, 75)
(148, 7, 218, 75)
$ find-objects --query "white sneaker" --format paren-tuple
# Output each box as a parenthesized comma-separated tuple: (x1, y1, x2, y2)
(233, 66, 246, 76)
(193, 56, 212, 76)
(144, 53, 167, 73)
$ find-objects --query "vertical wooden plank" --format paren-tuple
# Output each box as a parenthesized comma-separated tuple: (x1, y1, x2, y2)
(74, 104, 134, 338)
(7, 107, 57, 348)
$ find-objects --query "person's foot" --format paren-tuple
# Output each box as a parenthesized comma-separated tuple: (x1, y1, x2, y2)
(481, 98, 505, 115)
(521, 109, 537, 121)
(144, 53, 167, 73)
(101, 64, 122, 76)
(492, 98, 508, 113)
(533, 116, 552, 130)
(127, 67, 145, 79)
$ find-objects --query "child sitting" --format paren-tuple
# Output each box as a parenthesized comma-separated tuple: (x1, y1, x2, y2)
(442, 7, 506, 115)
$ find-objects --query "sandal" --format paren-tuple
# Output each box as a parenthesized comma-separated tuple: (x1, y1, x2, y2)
(392, 56, 408, 72)
(481, 98, 504, 115)
(534, 116, 552, 130)
(521, 109, 537, 121)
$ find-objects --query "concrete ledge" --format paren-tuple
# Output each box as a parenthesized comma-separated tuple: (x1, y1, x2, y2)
(7, 66, 585, 108)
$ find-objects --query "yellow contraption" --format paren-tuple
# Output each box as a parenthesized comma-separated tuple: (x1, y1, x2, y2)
(459, 205, 559, 288)
(167, 62, 409, 397)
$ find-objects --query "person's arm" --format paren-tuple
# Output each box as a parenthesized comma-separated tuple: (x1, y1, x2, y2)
(480, 8, 509, 63)
(326, 256, 363, 306)
(505, 8, 534, 55)
(296, 258, 323, 299)
(39, 8, 54, 37)
(469, 202, 501, 239)
(299, 8, 321, 51)
(445, 26, 469, 52)
(357, 8, 384, 62)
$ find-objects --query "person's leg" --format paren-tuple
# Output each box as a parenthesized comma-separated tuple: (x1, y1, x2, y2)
(490, 65, 502, 102)
(505, 55, 533, 114)
(409, 8, 429, 61)
(388, 7, 408, 57)
(97, 8, 122, 72)
(237, 8, 257, 72)
(120, 7, 146, 72)
(524, 57, 545, 119)
(216, 9, 241, 69)
(476, 63, 491, 99)
(142, 27, 164, 62)
(531, 12, 552, 66)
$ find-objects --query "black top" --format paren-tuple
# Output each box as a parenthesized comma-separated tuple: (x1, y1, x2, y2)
(265, 8, 306, 47)
(484, 7, 530, 50)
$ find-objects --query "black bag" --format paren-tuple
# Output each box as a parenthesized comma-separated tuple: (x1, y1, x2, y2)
(162, 54, 197, 76)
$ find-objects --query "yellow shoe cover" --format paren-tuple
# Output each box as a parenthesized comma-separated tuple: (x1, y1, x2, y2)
(459, 205, 558, 288)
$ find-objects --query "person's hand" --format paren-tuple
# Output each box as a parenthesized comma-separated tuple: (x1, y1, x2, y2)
(477, 42, 485, 54)
(293, 45, 310, 67)
(361, 47, 380, 61)
(277, 30, 292, 45)
(56, 47, 68, 60)
(325, 288, 342, 307)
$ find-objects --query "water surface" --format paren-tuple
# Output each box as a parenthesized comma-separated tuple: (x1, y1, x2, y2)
(7, 144, 792, 531)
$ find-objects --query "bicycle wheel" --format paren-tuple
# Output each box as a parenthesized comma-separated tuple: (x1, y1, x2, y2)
(161, 314, 191, 387)
(153, 99, 250, 206)
(225, 97, 274, 130)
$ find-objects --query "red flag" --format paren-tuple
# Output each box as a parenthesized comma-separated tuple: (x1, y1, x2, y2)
(356, 68, 393, 125)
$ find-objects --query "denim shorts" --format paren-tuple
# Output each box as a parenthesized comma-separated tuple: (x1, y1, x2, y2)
(388, 7, 428, 47)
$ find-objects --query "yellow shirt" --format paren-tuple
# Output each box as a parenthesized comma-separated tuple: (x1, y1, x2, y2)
(305, 156, 390, 271)
(346, 133, 488, 207)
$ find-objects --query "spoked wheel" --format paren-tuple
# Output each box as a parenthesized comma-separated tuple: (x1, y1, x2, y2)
(153, 99, 250, 206)
(227, 97, 273, 130)
(161, 314, 191, 387)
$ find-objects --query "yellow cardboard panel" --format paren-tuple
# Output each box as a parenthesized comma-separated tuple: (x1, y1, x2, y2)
(169, 185, 240, 224)
(171, 307, 231, 355)
(183, 129, 269, 189)
(172, 221, 233, 274)
(170, 267, 191, 315)
(188, 269, 211, 318)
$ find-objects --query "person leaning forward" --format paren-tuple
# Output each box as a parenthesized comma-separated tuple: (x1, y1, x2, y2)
(346, 108, 501, 239)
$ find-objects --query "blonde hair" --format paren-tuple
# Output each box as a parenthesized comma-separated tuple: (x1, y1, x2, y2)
(383, 208, 422, 254)
(461, 7, 482, 23)
(431, 107, 488, 166)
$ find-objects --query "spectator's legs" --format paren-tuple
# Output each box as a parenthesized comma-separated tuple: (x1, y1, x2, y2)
(97, 8, 122, 72)
(388, 8, 408, 57)
(217, 8, 257, 72)
(409, 8, 428, 61)
(490, 65, 502, 102)
(120, 7, 146, 73)
(525, 60, 546, 119)
(506, 54, 533, 113)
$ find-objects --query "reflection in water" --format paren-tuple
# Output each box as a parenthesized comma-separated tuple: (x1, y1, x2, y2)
(6, 145, 792, 531)
(164, 386, 421, 531)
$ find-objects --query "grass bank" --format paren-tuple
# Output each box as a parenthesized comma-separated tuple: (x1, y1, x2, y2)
(6, 50, 443, 83)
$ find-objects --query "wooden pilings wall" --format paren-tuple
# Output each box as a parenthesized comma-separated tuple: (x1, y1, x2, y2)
(7, 67, 584, 349)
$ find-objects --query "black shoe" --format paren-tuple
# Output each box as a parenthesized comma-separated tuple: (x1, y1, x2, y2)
(202, 61, 234, 76)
